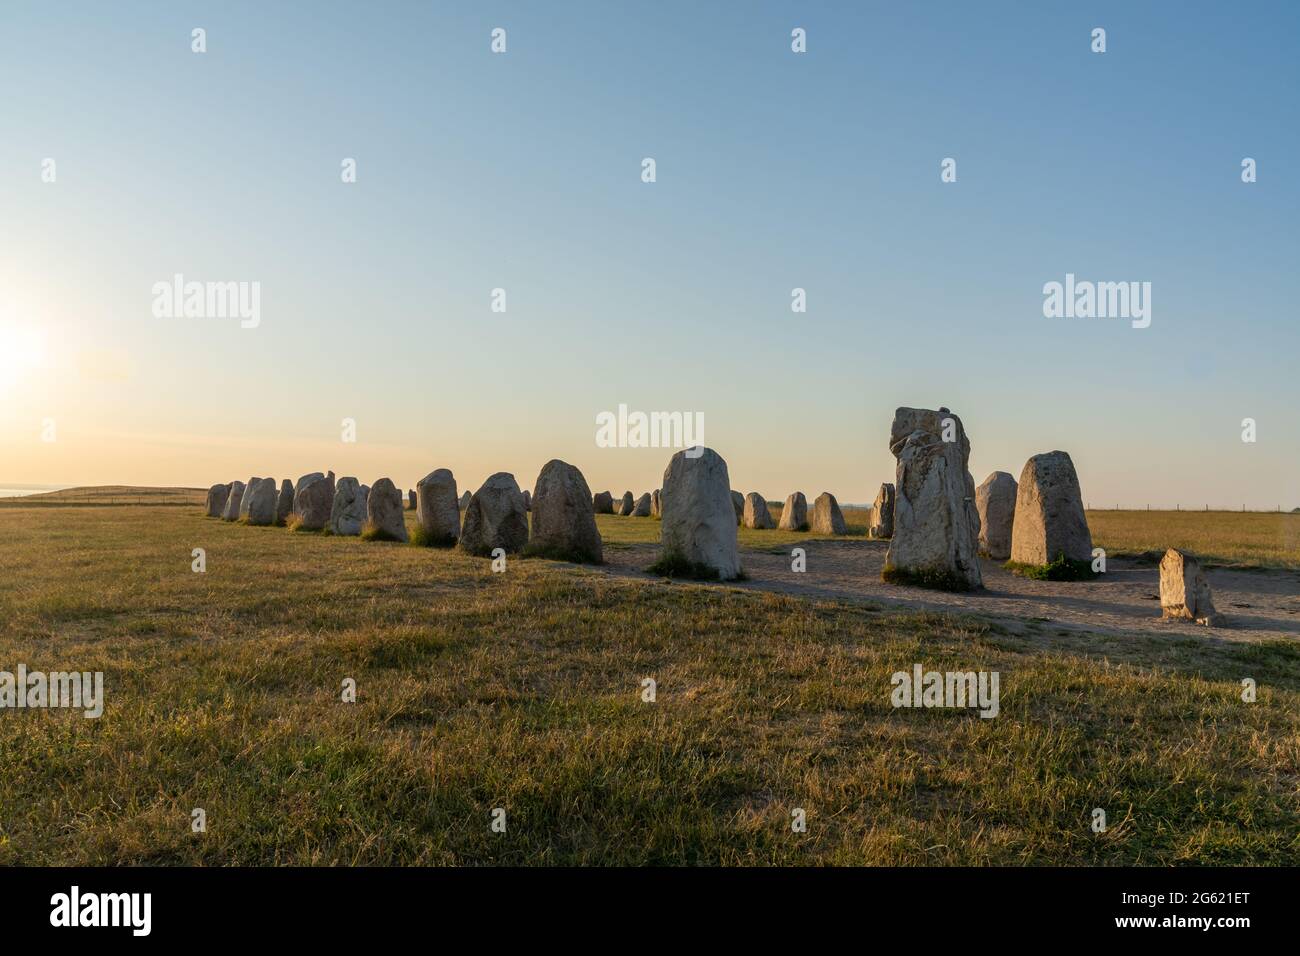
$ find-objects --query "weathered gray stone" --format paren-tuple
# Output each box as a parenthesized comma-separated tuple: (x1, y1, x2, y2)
(659, 447, 741, 580)
(237, 477, 259, 520)
(811, 492, 847, 535)
(743, 493, 774, 529)
(528, 460, 602, 563)
(275, 479, 294, 525)
(870, 483, 895, 539)
(884, 407, 982, 590)
(416, 469, 460, 546)
(1009, 451, 1092, 566)
(593, 491, 614, 514)
(1159, 549, 1220, 626)
(617, 491, 635, 516)
(731, 490, 744, 524)
(365, 478, 408, 542)
(330, 477, 368, 536)
(631, 492, 652, 517)
(221, 481, 245, 521)
(407, 489, 417, 510)
(975, 471, 1018, 560)
(245, 477, 277, 525)
(651, 488, 662, 518)
(205, 483, 230, 518)
(522, 490, 531, 512)
(292, 472, 334, 530)
(459, 491, 471, 509)
(459, 472, 529, 556)
(778, 492, 808, 531)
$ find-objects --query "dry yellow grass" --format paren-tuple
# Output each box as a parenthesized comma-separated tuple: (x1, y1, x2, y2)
(1087, 510, 1300, 569)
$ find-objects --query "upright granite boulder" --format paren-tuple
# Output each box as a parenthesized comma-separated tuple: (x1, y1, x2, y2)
(245, 477, 278, 525)
(593, 491, 614, 514)
(869, 483, 895, 539)
(883, 407, 982, 590)
(730, 491, 744, 525)
(811, 492, 847, 535)
(330, 477, 368, 536)
(631, 492, 652, 517)
(407, 489, 417, 510)
(527, 460, 602, 563)
(656, 447, 741, 580)
(237, 477, 259, 520)
(205, 483, 231, 518)
(617, 491, 635, 516)
(293, 472, 334, 531)
(778, 492, 808, 531)
(1009, 451, 1092, 568)
(651, 489, 662, 518)
(415, 468, 460, 546)
(275, 479, 294, 525)
(975, 471, 1018, 560)
(221, 481, 245, 521)
(1159, 549, 1220, 626)
(459, 472, 529, 556)
(363, 478, 408, 542)
(743, 493, 775, 529)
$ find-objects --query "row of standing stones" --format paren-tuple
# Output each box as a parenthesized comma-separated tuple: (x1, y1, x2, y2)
(202, 406, 1219, 624)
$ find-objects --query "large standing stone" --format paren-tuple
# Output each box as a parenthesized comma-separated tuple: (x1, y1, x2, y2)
(657, 448, 741, 579)
(869, 483, 895, 539)
(275, 479, 294, 525)
(293, 472, 334, 531)
(416, 468, 460, 546)
(593, 491, 614, 514)
(651, 489, 662, 518)
(245, 477, 277, 525)
(617, 491, 635, 516)
(237, 477, 259, 520)
(459, 491, 471, 509)
(743, 493, 774, 529)
(364, 478, 408, 542)
(884, 407, 982, 590)
(811, 492, 847, 535)
(459, 473, 529, 556)
(205, 483, 230, 518)
(975, 471, 1018, 560)
(631, 492, 652, 517)
(730, 490, 744, 525)
(1159, 549, 1220, 626)
(527, 460, 602, 563)
(1009, 451, 1092, 567)
(778, 492, 808, 531)
(330, 477, 368, 536)
(221, 481, 245, 521)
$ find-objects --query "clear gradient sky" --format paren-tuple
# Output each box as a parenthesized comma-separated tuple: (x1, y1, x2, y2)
(2, 1, 1297, 507)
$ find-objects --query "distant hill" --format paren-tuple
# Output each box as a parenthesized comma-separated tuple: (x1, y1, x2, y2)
(0, 486, 205, 507)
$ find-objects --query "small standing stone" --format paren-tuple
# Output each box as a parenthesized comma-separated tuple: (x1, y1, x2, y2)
(810, 492, 847, 535)
(743, 493, 775, 529)
(221, 481, 245, 521)
(631, 492, 652, 517)
(330, 478, 368, 536)
(365, 478, 408, 542)
(1159, 549, 1221, 626)
(460, 473, 529, 556)
(870, 483, 895, 539)
(617, 491, 635, 516)
(777, 492, 808, 531)
(205, 483, 231, 518)
(975, 471, 1017, 560)
(593, 491, 614, 514)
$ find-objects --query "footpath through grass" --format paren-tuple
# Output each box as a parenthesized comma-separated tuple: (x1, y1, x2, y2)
(0, 505, 1295, 865)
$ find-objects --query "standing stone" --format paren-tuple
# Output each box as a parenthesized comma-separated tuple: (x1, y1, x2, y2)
(1159, 549, 1220, 626)
(884, 407, 982, 590)
(459, 491, 471, 509)
(617, 491, 635, 516)
(237, 477, 260, 520)
(658, 448, 741, 580)
(221, 481, 245, 521)
(527, 460, 602, 563)
(778, 492, 808, 531)
(975, 472, 1018, 560)
(731, 490, 744, 525)
(407, 489, 417, 510)
(522, 490, 532, 512)
(205, 483, 230, 518)
(365, 478, 408, 542)
(416, 468, 460, 546)
(869, 483, 896, 539)
(245, 477, 277, 525)
(811, 492, 847, 535)
(593, 491, 614, 514)
(743, 493, 775, 529)
(330, 477, 368, 536)
(1009, 451, 1093, 567)
(651, 488, 662, 518)
(631, 492, 652, 517)
(293, 472, 334, 531)
(459, 473, 529, 556)
(275, 479, 294, 525)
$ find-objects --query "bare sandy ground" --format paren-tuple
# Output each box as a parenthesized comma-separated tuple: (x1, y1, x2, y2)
(599, 538, 1300, 643)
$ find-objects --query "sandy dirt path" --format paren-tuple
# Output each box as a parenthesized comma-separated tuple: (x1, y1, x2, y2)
(598, 538, 1300, 643)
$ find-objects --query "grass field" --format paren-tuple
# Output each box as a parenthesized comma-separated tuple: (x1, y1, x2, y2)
(1086, 509, 1300, 570)
(0, 503, 1296, 865)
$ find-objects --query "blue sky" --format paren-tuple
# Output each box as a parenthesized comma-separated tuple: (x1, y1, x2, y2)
(1, 1, 1296, 508)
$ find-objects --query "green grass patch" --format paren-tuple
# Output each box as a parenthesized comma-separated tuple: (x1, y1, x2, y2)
(881, 563, 977, 592)
(1004, 555, 1099, 581)
(409, 524, 457, 548)
(360, 522, 405, 543)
